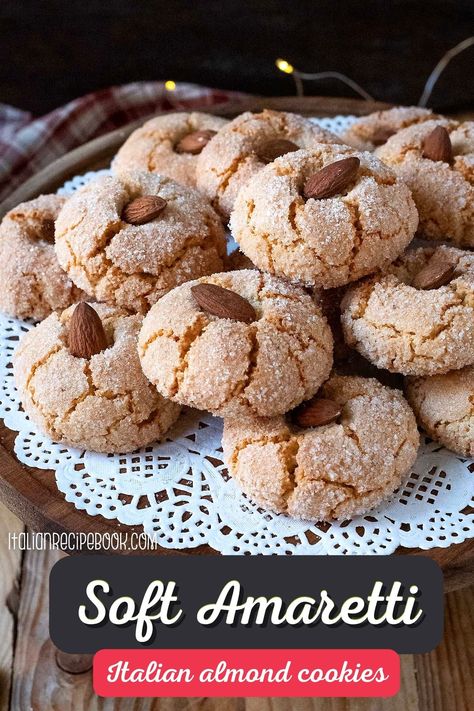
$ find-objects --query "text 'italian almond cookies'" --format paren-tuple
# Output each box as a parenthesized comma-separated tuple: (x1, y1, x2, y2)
(229, 144, 418, 289)
(341, 106, 437, 151)
(222, 374, 420, 521)
(341, 246, 474, 376)
(0, 194, 85, 320)
(14, 302, 181, 453)
(54, 171, 226, 313)
(112, 111, 228, 188)
(138, 270, 334, 419)
(376, 119, 474, 246)
(196, 109, 341, 220)
(405, 366, 474, 457)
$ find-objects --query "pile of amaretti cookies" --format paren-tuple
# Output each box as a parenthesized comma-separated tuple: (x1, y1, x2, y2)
(2, 106, 473, 522)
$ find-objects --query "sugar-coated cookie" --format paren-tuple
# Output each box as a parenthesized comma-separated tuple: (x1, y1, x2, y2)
(405, 366, 474, 457)
(112, 112, 228, 187)
(0, 195, 85, 320)
(223, 374, 419, 521)
(14, 302, 180, 453)
(138, 270, 334, 418)
(230, 144, 418, 288)
(55, 172, 226, 314)
(341, 246, 474, 376)
(341, 106, 437, 151)
(196, 109, 340, 219)
(376, 119, 474, 246)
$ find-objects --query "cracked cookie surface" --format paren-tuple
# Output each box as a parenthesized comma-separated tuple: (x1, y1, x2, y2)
(342, 107, 437, 151)
(376, 119, 474, 246)
(14, 302, 181, 453)
(138, 270, 334, 418)
(196, 109, 341, 220)
(112, 112, 228, 187)
(230, 145, 418, 288)
(222, 374, 419, 521)
(341, 246, 474, 376)
(405, 366, 474, 457)
(55, 172, 226, 314)
(0, 194, 85, 320)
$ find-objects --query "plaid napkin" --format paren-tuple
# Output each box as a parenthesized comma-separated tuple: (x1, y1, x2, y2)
(0, 81, 243, 203)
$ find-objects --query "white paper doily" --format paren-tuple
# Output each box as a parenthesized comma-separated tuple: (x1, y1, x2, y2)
(1, 114, 473, 555)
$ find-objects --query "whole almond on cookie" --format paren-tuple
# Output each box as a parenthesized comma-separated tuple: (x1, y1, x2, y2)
(294, 398, 341, 428)
(122, 195, 167, 225)
(191, 283, 256, 323)
(422, 126, 452, 163)
(256, 138, 299, 164)
(412, 256, 456, 290)
(68, 302, 108, 358)
(304, 157, 360, 200)
(175, 130, 217, 154)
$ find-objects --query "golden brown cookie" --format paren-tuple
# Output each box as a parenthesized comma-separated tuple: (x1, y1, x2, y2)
(196, 109, 341, 219)
(222, 374, 419, 521)
(55, 172, 226, 314)
(341, 246, 474, 376)
(14, 302, 180, 453)
(341, 106, 437, 151)
(376, 119, 474, 246)
(138, 270, 334, 418)
(112, 112, 228, 187)
(0, 195, 85, 320)
(405, 366, 474, 457)
(230, 144, 418, 288)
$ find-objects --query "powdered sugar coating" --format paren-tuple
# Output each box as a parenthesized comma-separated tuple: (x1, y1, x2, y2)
(196, 110, 341, 220)
(341, 246, 474, 376)
(223, 374, 419, 521)
(405, 366, 474, 457)
(342, 106, 437, 151)
(112, 112, 228, 187)
(0, 195, 85, 320)
(55, 172, 226, 313)
(376, 119, 474, 246)
(138, 270, 334, 418)
(230, 145, 418, 288)
(14, 302, 181, 453)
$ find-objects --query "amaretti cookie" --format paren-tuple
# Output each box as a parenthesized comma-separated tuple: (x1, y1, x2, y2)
(196, 109, 340, 219)
(0, 195, 84, 320)
(112, 111, 228, 187)
(138, 270, 334, 418)
(405, 366, 474, 457)
(341, 246, 474, 376)
(341, 106, 437, 151)
(230, 145, 418, 289)
(223, 374, 419, 521)
(14, 302, 180, 452)
(376, 119, 474, 246)
(55, 172, 226, 313)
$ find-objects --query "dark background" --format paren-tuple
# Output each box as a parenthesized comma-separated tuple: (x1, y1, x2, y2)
(1, 0, 473, 116)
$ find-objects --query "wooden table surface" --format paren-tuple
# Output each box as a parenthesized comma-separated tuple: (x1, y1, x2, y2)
(0, 498, 472, 709)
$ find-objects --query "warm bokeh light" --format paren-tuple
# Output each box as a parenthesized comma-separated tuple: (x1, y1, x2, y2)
(165, 80, 177, 90)
(275, 58, 294, 74)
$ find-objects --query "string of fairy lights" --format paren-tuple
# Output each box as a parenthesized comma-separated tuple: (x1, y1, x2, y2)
(164, 37, 474, 108)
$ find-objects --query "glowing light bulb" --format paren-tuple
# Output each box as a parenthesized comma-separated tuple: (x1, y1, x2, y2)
(165, 80, 176, 91)
(275, 58, 294, 75)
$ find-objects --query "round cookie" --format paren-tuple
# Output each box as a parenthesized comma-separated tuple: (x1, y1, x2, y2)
(0, 194, 85, 320)
(405, 366, 474, 457)
(55, 172, 226, 314)
(230, 144, 418, 289)
(341, 246, 474, 376)
(14, 302, 181, 453)
(112, 112, 228, 187)
(376, 119, 474, 246)
(222, 374, 419, 521)
(138, 270, 334, 419)
(196, 109, 341, 220)
(341, 106, 437, 151)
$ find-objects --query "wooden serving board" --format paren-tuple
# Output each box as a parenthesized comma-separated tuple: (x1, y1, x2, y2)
(0, 95, 472, 588)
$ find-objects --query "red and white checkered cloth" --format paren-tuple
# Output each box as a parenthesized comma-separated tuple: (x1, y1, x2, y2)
(0, 81, 244, 203)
